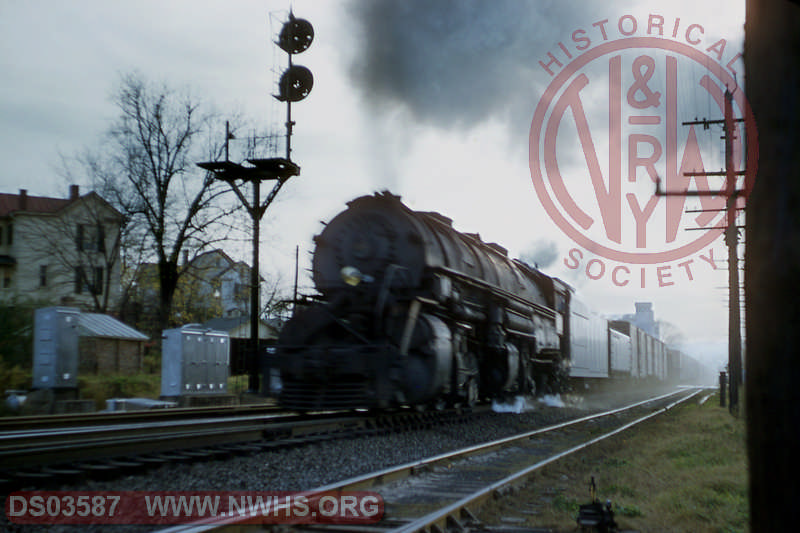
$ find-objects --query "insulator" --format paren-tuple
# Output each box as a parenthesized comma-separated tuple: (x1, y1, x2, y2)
(278, 16, 314, 54)
(276, 65, 314, 102)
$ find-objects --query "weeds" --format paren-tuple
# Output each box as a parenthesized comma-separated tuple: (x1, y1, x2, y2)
(614, 503, 643, 517)
(478, 396, 748, 532)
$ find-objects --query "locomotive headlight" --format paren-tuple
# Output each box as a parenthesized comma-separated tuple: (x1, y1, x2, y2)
(341, 266, 362, 286)
(341, 266, 373, 286)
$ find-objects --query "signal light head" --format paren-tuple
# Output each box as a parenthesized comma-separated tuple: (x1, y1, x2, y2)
(276, 65, 314, 102)
(277, 15, 314, 55)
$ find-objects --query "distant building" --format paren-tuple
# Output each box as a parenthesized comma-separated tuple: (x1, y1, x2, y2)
(180, 249, 257, 318)
(0, 186, 123, 311)
(619, 302, 660, 339)
(123, 248, 263, 330)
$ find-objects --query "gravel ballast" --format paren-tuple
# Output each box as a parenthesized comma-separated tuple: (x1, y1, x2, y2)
(3, 388, 676, 533)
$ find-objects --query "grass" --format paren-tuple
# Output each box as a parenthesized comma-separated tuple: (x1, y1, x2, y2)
(78, 373, 255, 409)
(479, 394, 748, 532)
(78, 373, 162, 409)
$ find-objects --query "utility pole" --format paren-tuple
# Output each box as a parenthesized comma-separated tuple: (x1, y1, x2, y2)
(292, 245, 299, 318)
(657, 88, 746, 414)
(723, 89, 743, 413)
(744, 0, 800, 528)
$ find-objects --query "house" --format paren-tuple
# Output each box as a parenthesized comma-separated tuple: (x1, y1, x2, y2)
(0, 185, 123, 311)
(179, 249, 257, 318)
(122, 248, 277, 333)
(158, 248, 264, 325)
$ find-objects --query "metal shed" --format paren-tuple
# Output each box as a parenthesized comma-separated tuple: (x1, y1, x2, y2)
(77, 313, 149, 374)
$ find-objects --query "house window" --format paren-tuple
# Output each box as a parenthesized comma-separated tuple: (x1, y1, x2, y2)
(40, 265, 47, 287)
(6, 223, 12, 246)
(3, 271, 11, 289)
(75, 266, 84, 294)
(77, 224, 105, 252)
(75, 266, 103, 295)
(0, 226, 3, 246)
(93, 267, 104, 295)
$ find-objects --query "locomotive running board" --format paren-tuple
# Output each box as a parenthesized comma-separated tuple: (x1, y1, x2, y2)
(434, 266, 557, 320)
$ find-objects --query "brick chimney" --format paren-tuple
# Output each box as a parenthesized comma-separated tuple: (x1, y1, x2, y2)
(19, 189, 27, 210)
(69, 184, 79, 200)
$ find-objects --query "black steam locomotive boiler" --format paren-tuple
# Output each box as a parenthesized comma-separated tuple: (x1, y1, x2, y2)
(274, 192, 574, 410)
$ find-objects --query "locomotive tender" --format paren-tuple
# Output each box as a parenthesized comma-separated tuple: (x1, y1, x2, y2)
(274, 192, 691, 411)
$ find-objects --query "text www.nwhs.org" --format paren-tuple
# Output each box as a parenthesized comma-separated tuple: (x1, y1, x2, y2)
(6, 491, 384, 524)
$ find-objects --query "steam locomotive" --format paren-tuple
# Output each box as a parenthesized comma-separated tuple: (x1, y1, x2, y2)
(273, 192, 699, 411)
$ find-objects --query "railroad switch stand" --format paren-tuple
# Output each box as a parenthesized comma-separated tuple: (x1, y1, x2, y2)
(577, 476, 618, 533)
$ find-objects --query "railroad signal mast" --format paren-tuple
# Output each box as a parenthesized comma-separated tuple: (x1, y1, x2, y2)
(657, 87, 746, 415)
(197, 12, 314, 395)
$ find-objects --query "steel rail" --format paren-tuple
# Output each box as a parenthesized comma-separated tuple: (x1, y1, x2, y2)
(391, 388, 704, 533)
(0, 410, 371, 472)
(0, 403, 283, 432)
(154, 387, 703, 533)
(1, 405, 489, 485)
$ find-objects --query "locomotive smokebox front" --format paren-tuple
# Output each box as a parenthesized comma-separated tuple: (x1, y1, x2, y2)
(311, 192, 428, 296)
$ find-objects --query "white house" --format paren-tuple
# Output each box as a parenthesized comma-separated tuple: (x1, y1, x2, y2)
(0, 185, 123, 311)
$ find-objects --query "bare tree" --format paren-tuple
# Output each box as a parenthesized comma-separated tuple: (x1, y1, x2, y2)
(260, 271, 292, 321)
(75, 72, 239, 333)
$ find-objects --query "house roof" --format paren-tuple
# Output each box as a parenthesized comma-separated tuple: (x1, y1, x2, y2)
(0, 189, 122, 219)
(78, 313, 149, 341)
(0, 192, 72, 216)
(191, 248, 237, 266)
(182, 248, 264, 282)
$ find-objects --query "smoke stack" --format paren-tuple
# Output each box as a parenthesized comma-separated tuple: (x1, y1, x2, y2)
(69, 184, 79, 200)
(19, 189, 27, 210)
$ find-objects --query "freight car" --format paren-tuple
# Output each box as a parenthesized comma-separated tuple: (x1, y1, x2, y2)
(272, 193, 699, 411)
(667, 348, 711, 385)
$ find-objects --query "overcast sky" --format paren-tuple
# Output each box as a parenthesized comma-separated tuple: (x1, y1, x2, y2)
(0, 0, 747, 370)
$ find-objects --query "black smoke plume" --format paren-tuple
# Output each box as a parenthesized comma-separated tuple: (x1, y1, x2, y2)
(347, 0, 619, 140)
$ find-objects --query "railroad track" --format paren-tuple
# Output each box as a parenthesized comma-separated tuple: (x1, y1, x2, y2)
(0, 403, 283, 432)
(153, 387, 707, 533)
(0, 405, 489, 492)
